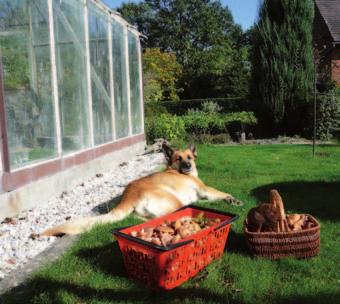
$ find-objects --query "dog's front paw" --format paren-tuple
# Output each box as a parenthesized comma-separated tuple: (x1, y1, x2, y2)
(224, 195, 244, 206)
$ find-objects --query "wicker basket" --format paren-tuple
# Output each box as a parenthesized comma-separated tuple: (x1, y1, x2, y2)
(243, 214, 320, 259)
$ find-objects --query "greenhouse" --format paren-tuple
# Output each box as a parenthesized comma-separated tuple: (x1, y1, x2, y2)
(0, 0, 145, 216)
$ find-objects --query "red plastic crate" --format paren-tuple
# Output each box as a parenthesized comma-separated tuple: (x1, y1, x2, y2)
(113, 205, 238, 290)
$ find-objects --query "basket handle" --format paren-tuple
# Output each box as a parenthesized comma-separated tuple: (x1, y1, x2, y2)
(214, 215, 239, 231)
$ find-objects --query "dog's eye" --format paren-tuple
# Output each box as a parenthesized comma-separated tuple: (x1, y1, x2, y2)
(177, 156, 182, 161)
(187, 155, 192, 160)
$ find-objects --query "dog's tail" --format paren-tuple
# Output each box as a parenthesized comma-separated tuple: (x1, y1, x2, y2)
(41, 203, 134, 236)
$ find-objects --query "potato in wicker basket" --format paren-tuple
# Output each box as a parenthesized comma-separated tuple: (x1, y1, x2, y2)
(243, 190, 320, 259)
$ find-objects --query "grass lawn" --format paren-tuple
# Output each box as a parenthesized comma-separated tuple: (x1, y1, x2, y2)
(2, 144, 340, 304)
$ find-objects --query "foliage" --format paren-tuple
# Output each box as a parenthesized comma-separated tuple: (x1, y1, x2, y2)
(182, 111, 226, 136)
(2, 145, 340, 304)
(191, 133, 231, 144)
(184, 101, 225, 136)
(251, 0, 314, 135)
(144, 101, 257, 144)
(144, 101, 168, 118)
(145, 113, 186, 143)
(184, 110, 257, 131)
(143, 48, 183, 102)
(317, 89, 340, 140)
(119, 0, 250, 99)
(223, 111, 257, 126)
(1, 37, 30, 90)
(182, 100, 257, 139)
(146, 97, 248, 116)
(201, 100, 222, 114)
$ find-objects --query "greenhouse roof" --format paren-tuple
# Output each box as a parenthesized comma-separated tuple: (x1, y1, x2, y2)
(92, 0, 143, 37)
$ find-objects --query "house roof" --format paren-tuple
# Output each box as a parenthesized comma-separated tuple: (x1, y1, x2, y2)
(315, 0, 340, 43)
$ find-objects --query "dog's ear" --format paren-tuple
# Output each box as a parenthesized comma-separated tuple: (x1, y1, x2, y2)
(162, 142, 174, 162)
(189, 143, 197, 158)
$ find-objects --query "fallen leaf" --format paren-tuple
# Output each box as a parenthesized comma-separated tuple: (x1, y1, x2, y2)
(60, 191, 68, 199)
(29, 233, 40, 240)
(233, 288, 242, 293)
(7, 259, 16, 265)
(1, 217, 17, 225)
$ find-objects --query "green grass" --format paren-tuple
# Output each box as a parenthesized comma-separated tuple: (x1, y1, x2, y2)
(2, 145, 340, 304)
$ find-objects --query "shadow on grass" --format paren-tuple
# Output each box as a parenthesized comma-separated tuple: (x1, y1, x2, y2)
(225, 230, 249, 256)
(92, 195, 122, 214)
(77, 242, 127, 278)
(2, 276, 229, 304)
(3, 276, 338, 304)
(251, 181, 340, 221)
(1, 234, 234, 303)
(276, 293, 340, 304)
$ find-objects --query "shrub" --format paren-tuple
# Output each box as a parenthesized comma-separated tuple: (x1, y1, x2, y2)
(184, 101, 227, 136)
(201, 100, 222, 114)
(317, 89, 340, 140)
(144, 99, 258, 145)
(182, 110, 257, 138)
(191, 133, 231, 144)
(182, 112, 226, 136)
(223, 111, 257, 126)
(146, 97, 248, 115)
(144, 102, 168, 118)
(145, 114, 186, 144)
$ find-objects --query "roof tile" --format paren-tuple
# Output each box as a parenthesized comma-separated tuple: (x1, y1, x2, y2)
(315, 0, 340, 42)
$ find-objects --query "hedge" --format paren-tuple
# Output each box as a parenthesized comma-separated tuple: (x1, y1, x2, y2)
(145, 97, 249, 116)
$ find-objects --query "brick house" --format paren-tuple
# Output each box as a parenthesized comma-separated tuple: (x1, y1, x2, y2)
(313, 0, 340, 86)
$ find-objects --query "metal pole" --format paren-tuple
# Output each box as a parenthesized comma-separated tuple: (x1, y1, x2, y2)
(0, 49, 10, 172)
(108, 19, 116, 140)
(48, 0, 62, 156)
(125, 28, 132, 136)
(84, 0, 94, 147)
(313, 53, 317, 157)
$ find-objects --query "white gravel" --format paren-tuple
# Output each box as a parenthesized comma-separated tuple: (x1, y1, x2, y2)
(0, 152, 165, 281)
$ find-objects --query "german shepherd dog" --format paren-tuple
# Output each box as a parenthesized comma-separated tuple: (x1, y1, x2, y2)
(42, 143, 242, 236)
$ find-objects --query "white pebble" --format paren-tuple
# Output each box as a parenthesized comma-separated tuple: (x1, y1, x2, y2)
(0, 153, 164, 280)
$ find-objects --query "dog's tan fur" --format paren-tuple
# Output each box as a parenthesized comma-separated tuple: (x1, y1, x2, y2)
(42, 144, 238, 236)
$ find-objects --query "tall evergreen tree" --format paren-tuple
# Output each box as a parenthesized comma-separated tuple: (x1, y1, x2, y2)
(251, 0, 314, 135)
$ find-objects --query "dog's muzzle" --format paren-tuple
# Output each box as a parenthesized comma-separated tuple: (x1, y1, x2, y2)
(180, 162, 192, 174)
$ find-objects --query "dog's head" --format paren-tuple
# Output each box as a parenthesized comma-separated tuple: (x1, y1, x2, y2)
(162, 143, 198, 177)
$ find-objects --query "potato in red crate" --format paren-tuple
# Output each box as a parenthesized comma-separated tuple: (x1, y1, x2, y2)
(113, 205, 238, 290)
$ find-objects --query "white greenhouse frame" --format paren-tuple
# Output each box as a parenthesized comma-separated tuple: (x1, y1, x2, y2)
(0, 0, 145, 192)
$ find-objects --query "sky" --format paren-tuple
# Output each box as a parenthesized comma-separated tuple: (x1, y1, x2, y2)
(102, 0, 260, 31)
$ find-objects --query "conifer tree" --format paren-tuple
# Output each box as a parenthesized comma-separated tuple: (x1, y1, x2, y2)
(251, 0, 314, 134)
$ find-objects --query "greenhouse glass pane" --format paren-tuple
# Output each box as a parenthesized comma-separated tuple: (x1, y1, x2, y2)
(112, 20, 129, 139)
(128, 32, 142, 134)
(0, 0, 57, 169)
(54, 0, 90, 153)
(88, 3, 112, 145)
